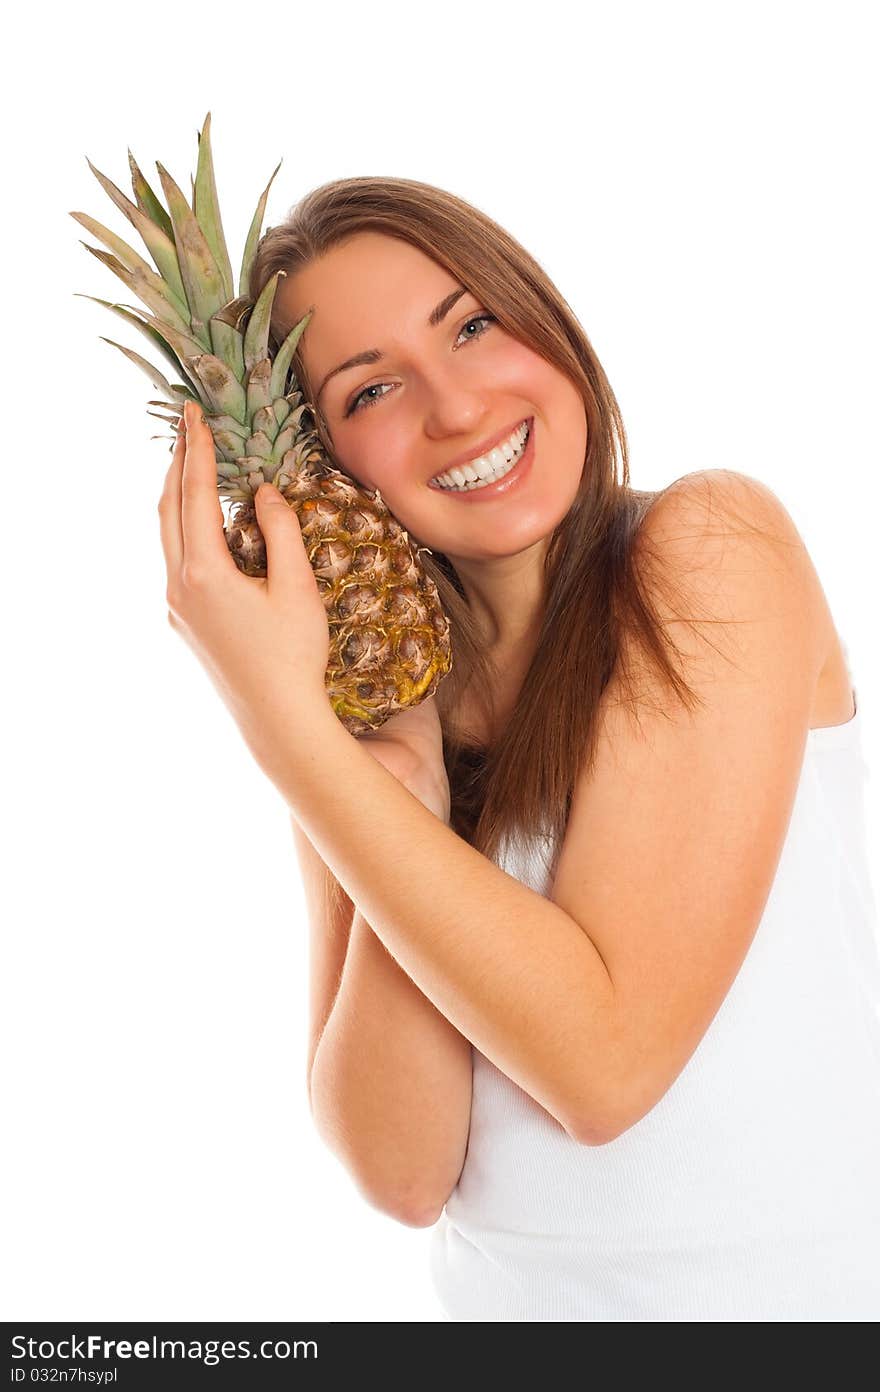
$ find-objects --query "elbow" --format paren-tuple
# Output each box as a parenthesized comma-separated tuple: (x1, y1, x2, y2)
(392, 1201, 444, 1229)
(565, 1037, 638, 1146)
(309, 1101, 453, 1227)
(564, 1092, 633, 1147)
(360, 1180, 445, 1229)
(351, 1161, 450, 1228)
(567, 1097, 642, 1147)
(565, 1115, 621, 1147)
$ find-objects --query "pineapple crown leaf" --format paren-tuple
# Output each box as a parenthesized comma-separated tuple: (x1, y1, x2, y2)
(239, 158, 282, 299)
(193, 112, 235, 305)
(70, 213, 191, 326)
(76, 118, 295, 439)
(74, 293, 196, 390)
(187, 352, 248, 425)
(211, 295, 253, 332)
(77, 240, 194, 342)
(270, 309, 313, 401)
(71, 210, 161, 285)
(154, 159, 228, 339)
(84, 156, 188, 308)
(243, 269, 285, 372)
(122, 304, 207, 371)
(127, 149, 174, 241)
(99, 336, 176, 398)
(77, 281, 208, 402)
(208, 315, 246, 382)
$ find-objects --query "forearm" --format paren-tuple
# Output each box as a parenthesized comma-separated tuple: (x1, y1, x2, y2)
(310, 906, 472, 1220)
(274, 706, 621, 1144)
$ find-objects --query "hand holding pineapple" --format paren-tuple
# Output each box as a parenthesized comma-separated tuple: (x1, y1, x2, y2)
(160, 401, 335, 779)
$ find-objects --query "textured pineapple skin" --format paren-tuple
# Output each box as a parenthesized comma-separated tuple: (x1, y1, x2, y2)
(226, 464, 453, 736)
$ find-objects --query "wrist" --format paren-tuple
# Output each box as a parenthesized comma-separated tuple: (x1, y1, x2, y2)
(254, 691, 343, 796)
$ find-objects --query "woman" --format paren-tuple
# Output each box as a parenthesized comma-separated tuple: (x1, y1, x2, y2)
(160, 176, 880, 1321)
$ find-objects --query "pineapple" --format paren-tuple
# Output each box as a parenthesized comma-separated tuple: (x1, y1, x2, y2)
(70, 112, 452, 736)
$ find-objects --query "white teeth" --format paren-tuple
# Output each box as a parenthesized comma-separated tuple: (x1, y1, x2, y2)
(477, 448, 505, 479)
(431, 421, 529, 491)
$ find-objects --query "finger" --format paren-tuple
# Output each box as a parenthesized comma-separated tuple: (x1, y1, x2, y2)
(158, 418, 186, 584)
(181, 399, 238, 576)
(254, 484, 315, 596)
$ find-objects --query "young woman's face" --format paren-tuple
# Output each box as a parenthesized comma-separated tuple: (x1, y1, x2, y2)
(274, 231, 588, 561)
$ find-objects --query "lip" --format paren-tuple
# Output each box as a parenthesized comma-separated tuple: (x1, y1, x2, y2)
(429, 417, 531, 483)
(429, 416, 534, 502)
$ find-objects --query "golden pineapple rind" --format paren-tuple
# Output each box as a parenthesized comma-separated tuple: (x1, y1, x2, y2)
(225, 428, 453, 736)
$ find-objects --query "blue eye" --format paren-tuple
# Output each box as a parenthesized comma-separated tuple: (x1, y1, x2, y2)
(344, 313, 497, 418)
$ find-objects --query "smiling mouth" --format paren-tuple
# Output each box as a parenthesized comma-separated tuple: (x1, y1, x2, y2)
(428, 419, 531, 491)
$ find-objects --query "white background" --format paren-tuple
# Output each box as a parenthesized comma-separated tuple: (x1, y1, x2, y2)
(3, 0, 877, 1323)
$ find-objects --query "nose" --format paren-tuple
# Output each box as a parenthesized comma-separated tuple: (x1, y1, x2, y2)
(416, 361, 492, 440)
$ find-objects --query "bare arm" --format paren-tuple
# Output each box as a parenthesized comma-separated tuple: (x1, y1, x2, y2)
(291, 792, 472, 1228)
(289, 813, 355, 1089)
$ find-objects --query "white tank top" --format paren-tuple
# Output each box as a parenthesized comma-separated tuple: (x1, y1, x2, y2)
(430, 687, 880, 1321)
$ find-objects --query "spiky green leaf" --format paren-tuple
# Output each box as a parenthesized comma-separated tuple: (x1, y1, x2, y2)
(74, 293, 190, 385)
(146, 385, 200, 405)
(193, 113, 234, 303)
(245, 357, 273, 419)
(243, 270, 285, 372)
(216, 458, 247, 482)
(245, 431, 273, 459)
(200, 412, 249, 441)
(271, 424, 296, 462)
(86, 157, 188, 309)
(212, 295, 253, 333)
(156, 160, 229, 342)
(269, 310, 312, 399)
(79, 241, 196, 343)
(239, 159, 282, 298)
(119, 304, 213, 374)
(273, 398, 292, 428)
(71, 212, 167, 295)
(234, 457, 269, 486)
(188, 353, 248, 424)
(127, 150, 174, 239)
(209, 317, 245, 381)
(211, 429, 249, 462)
(251, 405, 279, 444)
(99, 337, 176, 396)
(71, 218, 190, 328)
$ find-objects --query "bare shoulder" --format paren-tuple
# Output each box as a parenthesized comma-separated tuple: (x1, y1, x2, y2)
(620, 467, 830, 698)
(635, 467, 819, 586)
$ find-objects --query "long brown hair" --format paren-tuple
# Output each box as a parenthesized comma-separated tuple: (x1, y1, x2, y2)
(248, 176, 714, 920)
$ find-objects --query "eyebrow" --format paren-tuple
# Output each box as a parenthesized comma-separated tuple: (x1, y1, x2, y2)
(314, 286, 470, 404)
